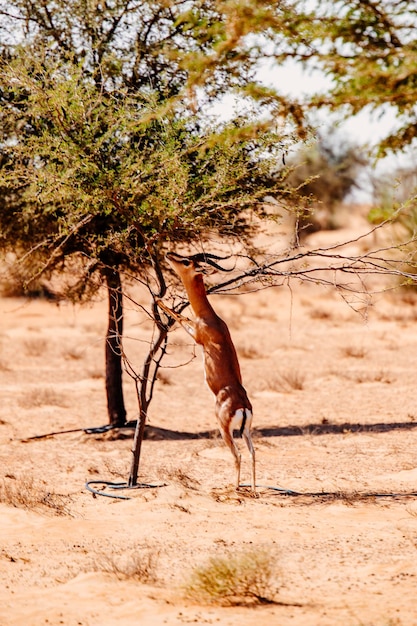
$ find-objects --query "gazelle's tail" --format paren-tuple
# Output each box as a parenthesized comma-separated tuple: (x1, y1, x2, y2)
(239, 408, 251, 437)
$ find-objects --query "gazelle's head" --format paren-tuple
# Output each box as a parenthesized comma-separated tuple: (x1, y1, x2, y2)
(166, 252, 232, 283)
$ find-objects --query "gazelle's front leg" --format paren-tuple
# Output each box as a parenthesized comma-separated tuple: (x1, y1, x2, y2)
(156, 299, 197, 340)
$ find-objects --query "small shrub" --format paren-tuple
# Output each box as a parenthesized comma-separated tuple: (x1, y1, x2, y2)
(286, 130, 367, 237)
(184, 548, 279, 606)
(96, 547, 159, 583)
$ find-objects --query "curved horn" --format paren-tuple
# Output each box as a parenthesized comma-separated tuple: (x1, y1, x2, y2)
(189, 253, 234, 272)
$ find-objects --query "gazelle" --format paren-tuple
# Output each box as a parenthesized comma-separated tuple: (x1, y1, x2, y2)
(158, 251, 256, 492)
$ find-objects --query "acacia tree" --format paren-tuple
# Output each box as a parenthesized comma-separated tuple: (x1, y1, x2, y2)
(0, 0, 306, 432)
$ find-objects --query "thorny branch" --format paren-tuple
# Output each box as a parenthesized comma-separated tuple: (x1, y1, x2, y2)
(203, 223, 417, 300)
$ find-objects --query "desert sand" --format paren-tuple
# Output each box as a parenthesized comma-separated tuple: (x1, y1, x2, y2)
(2, 209, 417, 625)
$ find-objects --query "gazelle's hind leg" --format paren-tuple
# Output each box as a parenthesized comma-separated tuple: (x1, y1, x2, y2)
(219, 422, 242, 489)
(216, 406, 242, 489)
(218, 407, 256, 492)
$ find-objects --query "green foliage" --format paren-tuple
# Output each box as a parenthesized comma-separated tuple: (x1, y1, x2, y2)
(367, 204, 396, 226)
(368, 166, 417, 289)
(183, 548, 279, 606)
(0, 0, 307, 436)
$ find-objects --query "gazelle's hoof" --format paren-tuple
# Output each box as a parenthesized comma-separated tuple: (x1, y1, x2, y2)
(236, 484, 259, 497)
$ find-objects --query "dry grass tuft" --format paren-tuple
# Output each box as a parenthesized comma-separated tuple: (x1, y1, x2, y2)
(18, 387, 69, 409)
(62, 347, 84, 360)
(337, 369, 394, 384)
(237, 343, 263, 360)
(259, 369, 306, 392)
(95, 546, 159, 583)
(157, 370, 172, 385)
(23, 337, 49, 357)
(353, 370, 394, 384)
(159, 467, 201, 491)
(309, 307, 333, 320)
(0, 475, 72, 515)
(340, 345, 368, 359)
(183, 548, 279, 606)
(87, 367, 104, 379)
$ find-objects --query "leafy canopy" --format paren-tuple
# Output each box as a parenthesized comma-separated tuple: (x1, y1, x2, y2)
(0, 1, 302, 296)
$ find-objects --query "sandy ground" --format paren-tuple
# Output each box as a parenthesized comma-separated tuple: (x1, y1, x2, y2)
(2, 211, 417, 625)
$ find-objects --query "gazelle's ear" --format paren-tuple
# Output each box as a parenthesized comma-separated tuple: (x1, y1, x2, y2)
(190, 260, 209, 275)
(200, 264, 216, 275)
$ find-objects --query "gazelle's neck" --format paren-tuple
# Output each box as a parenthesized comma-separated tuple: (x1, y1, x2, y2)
(183, 274, 216, 318)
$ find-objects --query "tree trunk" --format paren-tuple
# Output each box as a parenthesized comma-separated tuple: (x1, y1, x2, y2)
(104, 268, 127, 427)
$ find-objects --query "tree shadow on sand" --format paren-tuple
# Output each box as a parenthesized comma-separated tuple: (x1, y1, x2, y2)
(24, 419, 417, 443)
(135, 420, 417, 441)
(24, 419, 417, 501)
(145, 421, 417, 502)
